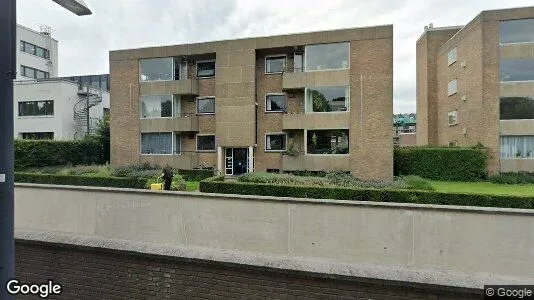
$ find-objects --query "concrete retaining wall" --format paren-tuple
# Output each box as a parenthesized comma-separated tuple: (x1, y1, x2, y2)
(14, 184, 534, 289)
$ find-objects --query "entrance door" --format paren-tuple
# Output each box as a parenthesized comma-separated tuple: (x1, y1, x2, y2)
(225, 148, 249, 176)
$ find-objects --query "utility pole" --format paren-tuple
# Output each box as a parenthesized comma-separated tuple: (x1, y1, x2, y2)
(0, 1, 16, 299)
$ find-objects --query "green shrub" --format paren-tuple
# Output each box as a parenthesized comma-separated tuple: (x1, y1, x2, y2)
(59, 164, 112, 177)
(111, 163, 161, 177)
(145, 175, 186, 191)
(238, 172, 331, 186)
(177, 169, 214, 181)
(14, 139, 105, 171)
(402, 175, 435, 191)
(199, 177, 534, 209)
(324, 171, 411, 190)
(489, 172, 534, 185)
(129, 169, 162, 179)
(394, 146, 488, 181)
(15, 173, 147, 189)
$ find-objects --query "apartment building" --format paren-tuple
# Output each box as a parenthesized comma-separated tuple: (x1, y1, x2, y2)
(393, 113, 416, 147)
(14, 24, 110, 140)
(110, 25, 393, 180)
(417, 6, 534, 174)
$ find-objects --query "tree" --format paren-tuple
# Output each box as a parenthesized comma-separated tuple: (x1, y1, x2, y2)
(95, 115, 110, 163)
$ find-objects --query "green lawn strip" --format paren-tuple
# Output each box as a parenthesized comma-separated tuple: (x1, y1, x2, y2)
(186, 181, 200, 192)
(431, 181, 534, 197)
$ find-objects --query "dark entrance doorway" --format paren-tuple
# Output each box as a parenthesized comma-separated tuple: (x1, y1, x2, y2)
(225, 148, 249, 176)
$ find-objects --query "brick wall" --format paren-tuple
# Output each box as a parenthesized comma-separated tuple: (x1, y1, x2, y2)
(15, 240, 480, 299)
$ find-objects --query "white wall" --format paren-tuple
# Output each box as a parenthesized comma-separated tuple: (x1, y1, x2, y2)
(16, 24, 58, 79)
(14, 80, 109, 140)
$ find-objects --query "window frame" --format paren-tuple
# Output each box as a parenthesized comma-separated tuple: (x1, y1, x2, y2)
(174, 133, 182, 155)
(139, 132, 174, 156)
(499, 19, 534, 45)
(264, 54, 287, 74)
(196, 59, 216, 78)
(18, 100, 54, 117)
(196, 97, 216, 115)
(447, 47, 457, 66)
(20, 40, 50, 59)
(500, 58, 534, 83)
(265, 93, 287, 113)
(265, 132, 288, 152)
(20, 132, 54, 140)
(139, 57, 175, 82)
(304, 129, 350, 156)
(20, 65, 49, 80)
(140, 94, 174, 119)
(304, 86, 350, 113)
(304, 42, 350, 72)
(196, 134, 216, 152)
(447, 79, 458, 96)
(448, 110, 458, 126)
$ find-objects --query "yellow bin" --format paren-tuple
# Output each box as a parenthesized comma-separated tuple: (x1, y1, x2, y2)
(151, 183, 163, 191)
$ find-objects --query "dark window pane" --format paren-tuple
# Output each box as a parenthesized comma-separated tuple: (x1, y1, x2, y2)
(307, 129, 349, 154)
(307, 86, 349, 112)
(197, 135, 215, 151)
(197, 61, 215, 77)
(20, 41, 24, 51)
(24, 43, 35, 55)
(141, 133, 172, 154)
(35, 47, 45, 58)
(35, 70, 46, 79)
(266, 134, 286, 151)
(197, 98, 215, 114)
(44, 49, 50, 59)
(501, 59, 534, 82)
(266, 94, 287, 112)
(305, 43, 349, 71)
(161, 99, 172, 117)
(501, 19, 534, 44)
(266, 56, 285, 73)
(500, 97, 534, 119)
(140, 58, 173, 81)
(21, 132, 54, 140)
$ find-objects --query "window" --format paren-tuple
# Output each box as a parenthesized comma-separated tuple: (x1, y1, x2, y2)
(306, 86, 349, 112)
(448, 110, 458, 126)
(307, 129, 349, 154)
(197, 97, 215, 114)
(501, 136, 534, 158)
(197, 60, 215, 78)
(447, 79, 458, 96)
(501, 59, 534, 82)
(18, 100, 54, 117)
(140, 58, 173, 81)
(20, 41, 50, 59)
(21, 132, 53, 140)
(141, 132, 172, 155)
(265, 55, 286, 74)
(448, 47, 457, 66)
(294, 53, 303, 72)
(448, 140, 458, 147)
(265, 134, 287, 151)
(140, 95, 173, 118)
(500, 96, 534, 120)
(266, 169, 280, 173)
(265, 94, 287, 112)
(305, 42, 349, 71)
(500, 19, 534, 44)
(20, 65, 49, 79)
(174, 133, 182, 155)
(196, 135, 216, 151)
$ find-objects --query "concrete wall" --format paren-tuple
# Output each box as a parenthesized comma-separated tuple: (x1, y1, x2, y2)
(14, 184, 534, 287)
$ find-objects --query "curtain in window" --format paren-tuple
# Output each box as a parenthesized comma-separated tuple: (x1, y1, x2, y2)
(500, 135, 534, 158)
(141, 133, 172, 154)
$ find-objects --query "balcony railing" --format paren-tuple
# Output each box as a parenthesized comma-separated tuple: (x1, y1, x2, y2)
(283, 111, 350, 130)
(140, 113, 199, 132)
(282, 153, 350, 172)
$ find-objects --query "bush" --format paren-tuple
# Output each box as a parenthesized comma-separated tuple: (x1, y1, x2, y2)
(111, 163, 161, 177)
(145, 175, 186, 191)
(58, 164, 112, 177)
(394, 146, 488, 181)
(489, 172, 534, 185)
(324, 171, 413, 190)
(177, 169, 214, 181)
(199, 177, 534, 209)
(15, 173, 147, 189)
(402, 175, 435, 191)
(129, 169, 162, 179)
(15, 139, 105, 171)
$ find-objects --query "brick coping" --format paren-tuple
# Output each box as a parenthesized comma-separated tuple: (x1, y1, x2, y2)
(15, 230, 533, 291)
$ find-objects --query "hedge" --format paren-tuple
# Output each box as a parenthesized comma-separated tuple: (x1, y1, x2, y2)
(394, 147, 488, 181)
(199, 177, 534, 209)
(15, 139, 104, 171)
(15, 173, 147, 189)
(177, 169, 214, 181)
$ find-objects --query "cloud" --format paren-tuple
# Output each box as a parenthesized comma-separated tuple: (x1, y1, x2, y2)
(17, 0, 534, 113)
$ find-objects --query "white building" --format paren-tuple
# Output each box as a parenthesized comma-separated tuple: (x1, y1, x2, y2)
(17, 24, 58, 80)
(14, 24, 110, 140)
(14, 79, 110, 140)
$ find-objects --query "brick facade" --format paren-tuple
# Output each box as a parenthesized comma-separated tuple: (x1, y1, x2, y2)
(15, 240, 480, 299)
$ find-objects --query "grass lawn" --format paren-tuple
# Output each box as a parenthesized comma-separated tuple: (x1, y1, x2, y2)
(431, 181, 534, 197)
(186, 181, 200, 192)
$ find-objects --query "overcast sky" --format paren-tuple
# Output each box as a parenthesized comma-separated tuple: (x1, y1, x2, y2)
(17, 0, 533, 113)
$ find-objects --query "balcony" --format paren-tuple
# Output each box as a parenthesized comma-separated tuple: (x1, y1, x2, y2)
(140, 151, 200, 170)
(140, 78, 199, 96)
(282, 154, 350, 172)
(140, 114, 199, 132)
(282, 69, 350, 90)
(283, 112, 350, 130)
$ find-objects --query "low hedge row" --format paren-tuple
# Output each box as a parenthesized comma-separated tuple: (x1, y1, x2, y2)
(15, 173, 147, 189)
(394, 146, 488, 181)
(177, 169, 214, 181)
(199, 177, 534, 209)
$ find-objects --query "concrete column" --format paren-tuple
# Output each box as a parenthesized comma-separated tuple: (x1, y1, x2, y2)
(248, 146, 254, 173)
(217, 146, 223, 176)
